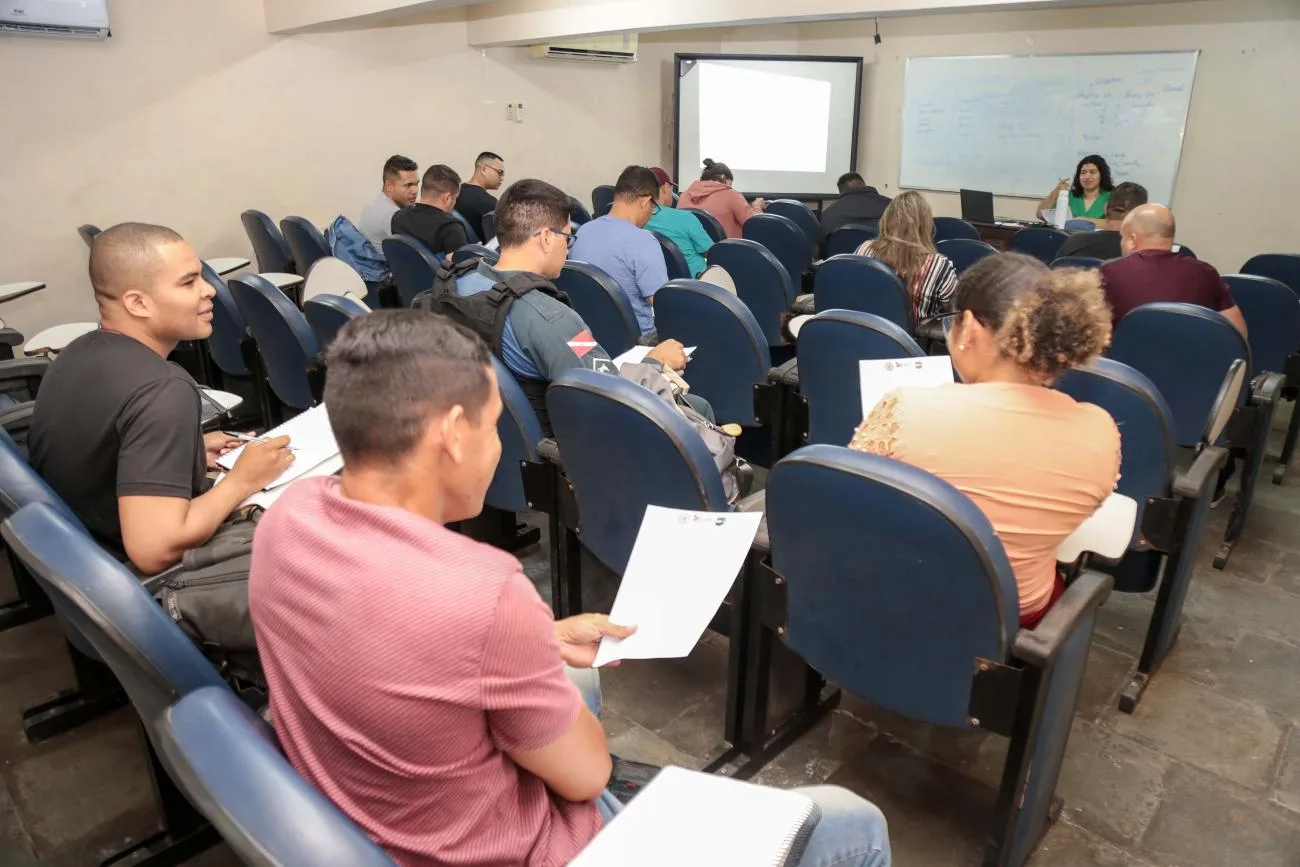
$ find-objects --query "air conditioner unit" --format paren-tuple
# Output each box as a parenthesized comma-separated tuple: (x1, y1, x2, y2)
(532, 34, 637, 64)
(1, 0, 110, 38)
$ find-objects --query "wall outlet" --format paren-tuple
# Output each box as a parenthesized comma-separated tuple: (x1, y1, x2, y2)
(516, 102, 525, 123)
(505, 103, 516, 121)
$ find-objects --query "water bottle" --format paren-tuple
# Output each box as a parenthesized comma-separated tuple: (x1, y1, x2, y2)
(1053, 189, 1070, 229)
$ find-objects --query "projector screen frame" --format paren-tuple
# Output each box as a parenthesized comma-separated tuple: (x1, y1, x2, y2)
(673, 52, 865, 201)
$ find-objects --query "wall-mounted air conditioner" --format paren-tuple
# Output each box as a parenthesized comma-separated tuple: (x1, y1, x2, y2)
(532, 34, 637, 64)
(1, 0, 110, 39)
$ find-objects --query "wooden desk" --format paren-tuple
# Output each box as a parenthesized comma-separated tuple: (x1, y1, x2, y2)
(970, 222, 1024, 251)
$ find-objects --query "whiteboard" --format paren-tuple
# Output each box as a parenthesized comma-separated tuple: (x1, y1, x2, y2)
(899, 52, 1199, 204)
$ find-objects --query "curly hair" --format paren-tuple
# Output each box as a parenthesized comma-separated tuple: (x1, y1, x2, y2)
(956, 253, 1112, 382)
(1070, 154, 1115, 199)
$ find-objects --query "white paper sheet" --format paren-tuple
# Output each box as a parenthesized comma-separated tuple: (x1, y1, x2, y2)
(859, 356, 954, 419)
(593, 505, 762, 667)
(612, 345, 697, 369)
(237, 454, 345, 510)
(215, 405, 339, 491)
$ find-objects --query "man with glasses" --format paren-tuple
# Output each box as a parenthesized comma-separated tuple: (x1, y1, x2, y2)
(456, 151, 506, 242)
(570, 166, 669, 339)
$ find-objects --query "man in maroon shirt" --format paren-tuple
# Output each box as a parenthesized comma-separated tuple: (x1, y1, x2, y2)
(1100, 204, 1247, 336)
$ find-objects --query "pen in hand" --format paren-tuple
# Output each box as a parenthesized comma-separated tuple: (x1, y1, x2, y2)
(224, 431, 298, 451)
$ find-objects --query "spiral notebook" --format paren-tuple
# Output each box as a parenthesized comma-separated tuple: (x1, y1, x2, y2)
(215, 405, 338, 491)
(571, 766, 822, 866)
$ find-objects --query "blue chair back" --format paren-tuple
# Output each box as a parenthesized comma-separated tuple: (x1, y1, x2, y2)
(382, 236, 441, 307)
(654, 280, 771, 426)
(547, 369, 729, 573)
(591, 186, 615, 215)
(937, 239, 998, 274)
(160, 687, 396, 867)
(1051, 256, 1103, 270)
(766, 200, 820, 250)
(798, 311, 925, 446)
(78, 223, 102, 249)
(651, 231, 692, 280)
(0, 429, 86, 531)
(1063, 219, 1096, 232)
(486, 357, 545, 514)
(743, 213, 809, 289)
(767, 446, 1019, 726)
(686, 209, 726, 244)
(1110, 303, 1249, 446)
(228, 274, 322, 411)
(279, 217, 330, 276)
(568, 197, 593, 226)
(1010, 227, 1068, 264)
(813, 255, 911, 330)
(824, 223, 878, 258)
(241, 210, 295, 274)
(451, 210, 480, 244)
(201, 263, 250, 378)
(1242, 253, 1300, 296)
(451, 244, 499, 266)
(3, 504, 226, 726)
(303, 294, 368, 351)
(594, 203, 613, 219)
(556, 261, 639, 359)
(1225, 274, 1300, 377)
(933, 217, 980, 242)
(707, 239, 794, 347)
(481, 211, 495, 243)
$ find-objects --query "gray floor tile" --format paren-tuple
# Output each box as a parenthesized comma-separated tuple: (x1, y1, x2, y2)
(1271, 550, 1300, 597)
(1194, 534, 1283, 584)
(1185, 565, 1300, 647)
(748, 710, 876, 789)
(1213, 632, 1300, 722)
(599, 640, 729, 733)
(1055, 721, 1171, 845)
(0, 776, 35, 865)
(1076, 643, 1137, 721)
(1155, 615, 1241, 687)
(1274, 728, 1300, 816)
(603, 710, 703, 770)
(1029, 820, 1160, 867)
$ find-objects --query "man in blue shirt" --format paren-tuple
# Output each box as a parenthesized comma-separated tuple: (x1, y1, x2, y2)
(569, 166, 667, 339)
(644, 166, 714, 278)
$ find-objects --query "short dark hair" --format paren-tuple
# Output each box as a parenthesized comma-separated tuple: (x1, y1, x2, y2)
(494, 179, 572, 248)
(837, 172, 866, 193)
(475, 151, 503, 166)
(614, 166, 659, 201)
(421, 164, 461, 197)
(700, 158, 733, 183)
(325, 310, 493, 465)
(1105, 182, 1148, 219)
(89, 222, 185, 302)
(382, 155, 418, 183)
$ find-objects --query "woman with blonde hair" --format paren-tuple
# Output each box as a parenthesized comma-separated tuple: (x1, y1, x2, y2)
(854, 190, 958, 322)
(850, 253, 1120, 627)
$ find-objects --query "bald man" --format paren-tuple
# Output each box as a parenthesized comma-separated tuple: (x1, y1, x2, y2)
(28, 223, 292, 574)
(1099, 204, 1246, 336)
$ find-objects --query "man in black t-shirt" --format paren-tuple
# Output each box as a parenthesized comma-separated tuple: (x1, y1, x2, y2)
(1056, 182, 1148, 262)
(391, 165, 469, 257)
(28, 223, 293, 573)
(454, 151, 504, 241)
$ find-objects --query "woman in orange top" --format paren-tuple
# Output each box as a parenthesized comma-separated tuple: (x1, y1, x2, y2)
(676, 159, 765, 239)
(850, 253, 1120, 627)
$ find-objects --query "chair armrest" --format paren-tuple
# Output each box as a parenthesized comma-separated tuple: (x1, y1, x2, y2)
(1250, 371, 1285, 406)
(0, 357, 51, 381)
(1011, 570, 1113, 667)
(769, 358, 800, 388)
(1173, 444, 1229, 498)
(0, 328, 25, 348)
(733, 490, 768, 552)
(0, 402, 35, 436)
(537, 437, 562, 466)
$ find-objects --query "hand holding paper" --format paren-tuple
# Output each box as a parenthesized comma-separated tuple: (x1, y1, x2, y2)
(555, 614, 637, 668)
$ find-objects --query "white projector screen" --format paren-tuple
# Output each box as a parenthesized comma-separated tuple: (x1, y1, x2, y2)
(675, 55, 863, 198)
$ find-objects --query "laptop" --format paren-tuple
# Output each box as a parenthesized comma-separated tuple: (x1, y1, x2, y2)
(959, 189, 996, 224)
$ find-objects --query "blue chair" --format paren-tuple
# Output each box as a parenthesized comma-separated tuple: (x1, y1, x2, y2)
(594, 202, 613, 219)
(650, 231, 692, 280)
(1010, 227, 1068, 264)
(743, 213, 809, 292)
(304, 294, 368, 351)
(229, 274, 323, 418)
(707, 239, 795, 348)
(824, 223, 877, 258)
(933, 216, 980, 242)
(556, 261, 640, 359)
(1111, 303, 1282, 568)
(766, 200, 820, 251)
(3, 503, 229, 865)
(241, 209, 296, 274)
(591, 185, 615, 215)
(201, 262, 252, 381)
(686, 208, 726, 244)
(1242, 253, 1300, 296)
(451, 210, 481, 244)
(77, 223, 102, 249)
(279, 217, 330, 276)
(451, 243, 500, 266)
(1057, 358, 1227, 711)
(738, 445, 1112, 867)
(654, 280, 772, 429)
(568, 197, 593, 226)
(159, 687, 397, 867)
(813, 255, 912, 330)
(937, 238, 998, 274)
(1225, 273, 1300, 483)
(481, 211, 495, 243)
(383, 236, 441, 307)
(1051, 256, 1103, 270)
(485, 356, 546, 516)
(1063, 219, 1096, 232)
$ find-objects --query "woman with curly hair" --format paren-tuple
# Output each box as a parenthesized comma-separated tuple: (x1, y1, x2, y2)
(1037, 154, 1115, 224)
(850, 253, 1120, 627)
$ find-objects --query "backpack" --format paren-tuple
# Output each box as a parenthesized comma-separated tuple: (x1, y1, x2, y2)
(410, 258, 569, 355)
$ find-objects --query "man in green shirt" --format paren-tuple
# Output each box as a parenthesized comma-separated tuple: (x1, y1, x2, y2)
(644, 167, 714, 277)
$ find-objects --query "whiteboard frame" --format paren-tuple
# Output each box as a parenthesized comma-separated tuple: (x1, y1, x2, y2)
(897, 50, 1201, 202)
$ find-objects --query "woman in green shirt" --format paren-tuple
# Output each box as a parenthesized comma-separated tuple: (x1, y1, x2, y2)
(1037, 154, 1115, 224)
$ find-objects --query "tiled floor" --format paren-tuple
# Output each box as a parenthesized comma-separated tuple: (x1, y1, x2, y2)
(4, 427, 1300, 865)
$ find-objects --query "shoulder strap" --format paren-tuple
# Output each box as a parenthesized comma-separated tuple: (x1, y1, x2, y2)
(482, 273, 570, 353)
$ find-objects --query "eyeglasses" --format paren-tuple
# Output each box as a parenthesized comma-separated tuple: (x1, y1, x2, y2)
(917, 308, 992, 341)
(532, 227, 576, 249)
(484, 165, 505, 179)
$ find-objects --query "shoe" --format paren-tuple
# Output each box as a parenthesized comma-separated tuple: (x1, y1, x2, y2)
(1210, 488, 1229, 509)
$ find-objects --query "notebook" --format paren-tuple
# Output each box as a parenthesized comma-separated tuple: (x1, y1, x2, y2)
(571, 766, 822, 866)
(216, 405, 338, 491)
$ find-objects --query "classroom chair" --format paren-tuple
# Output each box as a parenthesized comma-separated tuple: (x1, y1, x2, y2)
(0, 355, 52, 443)
(734, 445, 1112, 867)
(1051, 256, 1103, 270)
(0, 427, 68, 633)
(482, 211, 495, 243)
(1057, 357, 1231, 711)
(77, 223, 102, 249)
(824, 223, 878, 258)
(449, 243, 499, 267)
(451, 210, 481, 244)
(706, 240, 795, 348)
(1172, 244, 1196, 259)
(811, 255, 912, 332)
(304, 294, 368, 351)
(201, 263, 266, 428)
(555, 261, 640, 359)
(228, 274, 323, 420)
(686, 208, 727, 244)
(933, 216, 981, 242)
(937, 238, 998, 274)
(3, 503, 228, 866)
(1009, 227, 1068, 264)
(279, 217, 331, 277)
(1242, 253, 1300, 296)
(1063, 219, 1096, 232)
(594, 202, 614, 219)
(382, 236, 441, 307)
(568, 197, 593, 226)
(651, 230, 692, 280)
(1111, 303, 1282, 568)
(240, 210, 297, 277)
(1224, 273, 1300, 483)
(301, 256, 370, 307)
(742, 213, 810, 293)
(591, 185, 615, 215)
(765, 200, 820, 251)
(159, 687, 397, 867)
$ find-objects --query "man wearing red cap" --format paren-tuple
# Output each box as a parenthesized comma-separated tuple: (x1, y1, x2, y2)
(645, 166, 715, 278)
